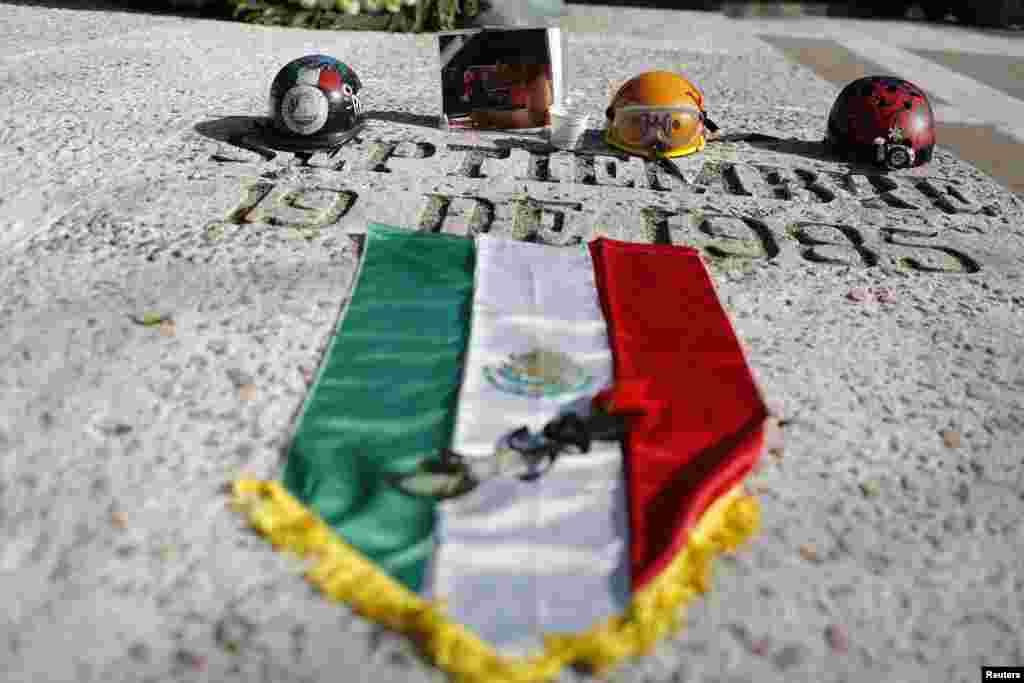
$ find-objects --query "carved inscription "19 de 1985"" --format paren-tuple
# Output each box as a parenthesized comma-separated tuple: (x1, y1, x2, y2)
(220, 178, 982, 274)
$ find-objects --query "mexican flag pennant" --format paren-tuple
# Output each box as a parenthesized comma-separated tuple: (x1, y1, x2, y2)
(233, 224, 768, 683)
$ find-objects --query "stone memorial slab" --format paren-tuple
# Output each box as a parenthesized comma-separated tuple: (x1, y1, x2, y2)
(1, 6, 1022, 683)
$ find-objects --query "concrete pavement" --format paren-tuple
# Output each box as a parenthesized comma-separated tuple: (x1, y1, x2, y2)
(1, 4, 1023, 683)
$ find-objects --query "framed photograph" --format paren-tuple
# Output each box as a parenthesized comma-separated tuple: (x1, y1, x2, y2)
(437, 27, 564, 130)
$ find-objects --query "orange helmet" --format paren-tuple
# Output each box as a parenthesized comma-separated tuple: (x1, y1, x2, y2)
(605, 71, 718, 159)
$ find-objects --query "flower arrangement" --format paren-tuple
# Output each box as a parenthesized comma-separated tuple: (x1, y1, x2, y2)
(228, 0, 482, 31)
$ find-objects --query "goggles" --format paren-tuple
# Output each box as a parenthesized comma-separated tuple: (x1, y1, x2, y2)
(607, 104, 710, 158)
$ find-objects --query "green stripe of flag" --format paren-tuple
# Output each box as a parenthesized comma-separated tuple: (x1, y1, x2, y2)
(282, 224, 475, 591)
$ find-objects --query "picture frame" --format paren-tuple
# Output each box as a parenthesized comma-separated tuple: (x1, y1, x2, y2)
(437, 26, 564, 130)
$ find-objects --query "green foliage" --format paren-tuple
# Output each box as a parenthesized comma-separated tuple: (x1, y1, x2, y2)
(228, 0, 481, 31)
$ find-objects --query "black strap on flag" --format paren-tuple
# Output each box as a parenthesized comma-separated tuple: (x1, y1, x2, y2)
(389, 409, 630, 499)
(508, 410, 630, 481)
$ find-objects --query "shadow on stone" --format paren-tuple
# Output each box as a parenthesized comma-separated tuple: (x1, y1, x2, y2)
(491, 129, 619, 156)
(716, 132, 909, 176)
(194, 115, 267, 144)
(490, 137, 554, 152)
(363, 110, 442, 130)
(729, 133, 898, 173)
(195, 115, 368, 155)
(194, 115, 277, 160)
(722, 133, 834, 161)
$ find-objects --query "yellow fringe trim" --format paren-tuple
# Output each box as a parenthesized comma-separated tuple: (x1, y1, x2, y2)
(232, 479, 760, 683)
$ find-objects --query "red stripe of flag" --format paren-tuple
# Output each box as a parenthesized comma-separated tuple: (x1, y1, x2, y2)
(589, 239, 768, 589)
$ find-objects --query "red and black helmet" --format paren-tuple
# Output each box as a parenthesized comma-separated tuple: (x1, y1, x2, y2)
(825, 76, 935, 169)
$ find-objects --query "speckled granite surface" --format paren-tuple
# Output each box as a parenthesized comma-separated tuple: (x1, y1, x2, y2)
(1, 5, 1022, 683)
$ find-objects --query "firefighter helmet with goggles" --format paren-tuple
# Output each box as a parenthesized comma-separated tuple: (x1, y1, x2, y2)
(605, 71, 717, 159)
(825, 76, 935, 169)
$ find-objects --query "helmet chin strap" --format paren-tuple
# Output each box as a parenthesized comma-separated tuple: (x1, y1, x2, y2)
(650, 128, 681, 177)
(702, 112, 719, 133)
(653, 138, 669, 158)
(653, 126, 671, 156)
(658, 156, 685, 181)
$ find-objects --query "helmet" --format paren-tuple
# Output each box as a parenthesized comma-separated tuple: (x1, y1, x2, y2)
(605, 71, 717, 159)
(267, 55, 363, 148)
(825, 76, 935, 169)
